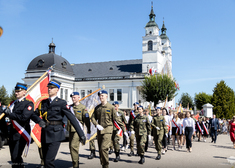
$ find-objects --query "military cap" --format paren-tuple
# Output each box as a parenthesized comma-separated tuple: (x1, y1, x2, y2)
(112, 101, 119, 105)
(133, 102, 139, 106)
(70, 92, 79, 97)
(15, 82, 27, 91)
(47, 79, 61, 88)
(156, 107, 161, 109)
(138, 105, 143, 109)
(98, 90, 108, 96)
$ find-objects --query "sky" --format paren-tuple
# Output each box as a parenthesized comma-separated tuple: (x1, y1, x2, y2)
(0, 0, 235, 104)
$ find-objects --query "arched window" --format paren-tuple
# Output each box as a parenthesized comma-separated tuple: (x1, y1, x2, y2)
(148, 40, 153, 51)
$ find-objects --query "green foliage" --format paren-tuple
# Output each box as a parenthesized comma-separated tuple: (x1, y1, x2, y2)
(140, 74, 178, 107)
(211, 80, 235, 119)
(0, 85, 9, 105)
(178, 92, 194, 109)
(9, 89, 17, 104)
(194, 92, 212, 110)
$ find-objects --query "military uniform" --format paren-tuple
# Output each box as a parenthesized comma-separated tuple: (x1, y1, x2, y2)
(37, 95, 85, 168)
(67, 103, 90, 168)
(112, 109, 127, 161)
(6, 98, 34, 168)
(91, 102, 126, 168)
(151, 114, 168, 159)
(130, 114, 151, 157)
(128, 109, 139, 155)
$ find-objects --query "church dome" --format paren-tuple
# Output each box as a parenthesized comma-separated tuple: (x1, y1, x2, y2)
(26, 42, 74, 76)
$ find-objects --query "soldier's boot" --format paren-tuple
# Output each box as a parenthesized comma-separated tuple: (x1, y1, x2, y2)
(114, 151, 120, 162)
(128, 151, 134, 157)
(109, 149, 113, 155)
(88, 150, 96, 159)
(135, 153, 139, 156)
(156, 154, 161, 160)
(138, 155, 145, 164)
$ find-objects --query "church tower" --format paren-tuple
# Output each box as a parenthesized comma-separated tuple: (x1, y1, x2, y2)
(142, 4, 172, 77)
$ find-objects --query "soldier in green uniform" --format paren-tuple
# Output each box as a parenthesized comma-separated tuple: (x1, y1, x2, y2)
(128, 102, 139, 156)
(88, 137, 96, 159)
(151, 107, 168, 160)
(67, 92, 91, 168)
(130, 106, 151, 164)
(91, 90, 128, 168)
(111, 101, 127, 162)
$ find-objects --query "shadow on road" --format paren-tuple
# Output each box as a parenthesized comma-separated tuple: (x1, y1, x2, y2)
(212, 145, 233, 150)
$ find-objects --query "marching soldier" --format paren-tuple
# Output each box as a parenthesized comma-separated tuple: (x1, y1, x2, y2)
(129, 106, 151, 164)
(67, 92, 91, 168)
(3, 83, 45, 168)
(111, 101, 127, 162)
(151, 107, 168, 160)
(36, 80, 86, 168)
(88, 137, 96, 159)
(128, 102, 139, 156)
(90, 90, 128, 168)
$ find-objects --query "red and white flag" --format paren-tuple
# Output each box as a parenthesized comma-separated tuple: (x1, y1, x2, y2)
(26, 69, 51, 148)
(149, 67, 157, 75)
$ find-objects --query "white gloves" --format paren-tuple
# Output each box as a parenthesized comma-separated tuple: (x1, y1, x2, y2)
(156, 127, 160, 130)
(87, 133, 91, 140)
(97, 124, 104, 131)
(131, 131, 135, 135)
(148, 135, 151, 141)
(165, 133, 168, 137)
(124, 132, 128, 138)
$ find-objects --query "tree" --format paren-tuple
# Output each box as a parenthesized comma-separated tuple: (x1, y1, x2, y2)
(0, 85, 9, 105)
(8, 89, 17, 104)
(140, 74, 178, 107)
(194, 92, 212, 110)
(178, 92, 194, 109)
(211, 80, 235, 119)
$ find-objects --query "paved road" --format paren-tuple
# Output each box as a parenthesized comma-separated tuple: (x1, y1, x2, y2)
(0, 134, 235, 168)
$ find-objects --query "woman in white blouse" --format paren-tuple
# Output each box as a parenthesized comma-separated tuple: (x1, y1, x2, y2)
(162, 108, 171, 154)
(171, 112, 180, 150)
(183, 111, 195, 152)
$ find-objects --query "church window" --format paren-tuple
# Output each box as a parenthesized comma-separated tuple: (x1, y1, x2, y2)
(60, 88, 64, 99)
(81, 90, 85, 98)
(117, 89, 122, 101)
(109, 89, 114, 101)
(37, 59, 44, 67)
(88, 68, 92, 71)
(109, 67, 113, 70)
(148, 41, 153, 51)
(61, 61, 67, 69)
(65, 89, 68, 101)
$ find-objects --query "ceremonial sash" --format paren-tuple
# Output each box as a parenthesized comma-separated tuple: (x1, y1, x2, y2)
(196, 121, 203, 134)
(69, 106, 84, 131)
(113, 120, 123, 137)
(202, 121, 209, 135)
(9, 100, 31, 157)
(130, 110, 136, 119)
(172, 119, 180, 134)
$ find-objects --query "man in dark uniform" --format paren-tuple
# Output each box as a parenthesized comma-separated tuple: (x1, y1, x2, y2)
(3, 83, 44, 168)
(67, 91, 91, 168)
(91, 90, 128, 168)
(111, 101, 127, 162)
(128, 102, 139, 156)
(36, 79, 86, 168)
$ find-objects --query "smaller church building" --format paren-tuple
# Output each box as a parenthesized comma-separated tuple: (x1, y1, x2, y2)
(23, 6, 174, 109)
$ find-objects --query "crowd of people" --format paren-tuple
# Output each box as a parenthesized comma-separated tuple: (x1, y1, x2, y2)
(0, 81, 235, 168)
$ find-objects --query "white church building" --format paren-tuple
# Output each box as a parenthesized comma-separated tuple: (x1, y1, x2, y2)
(23, 6, 174, 110)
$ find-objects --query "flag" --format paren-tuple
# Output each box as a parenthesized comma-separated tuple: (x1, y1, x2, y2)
(149, 67, 157, 75)
(80, 92, 101, 143)
(26, 69, 51, 148)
